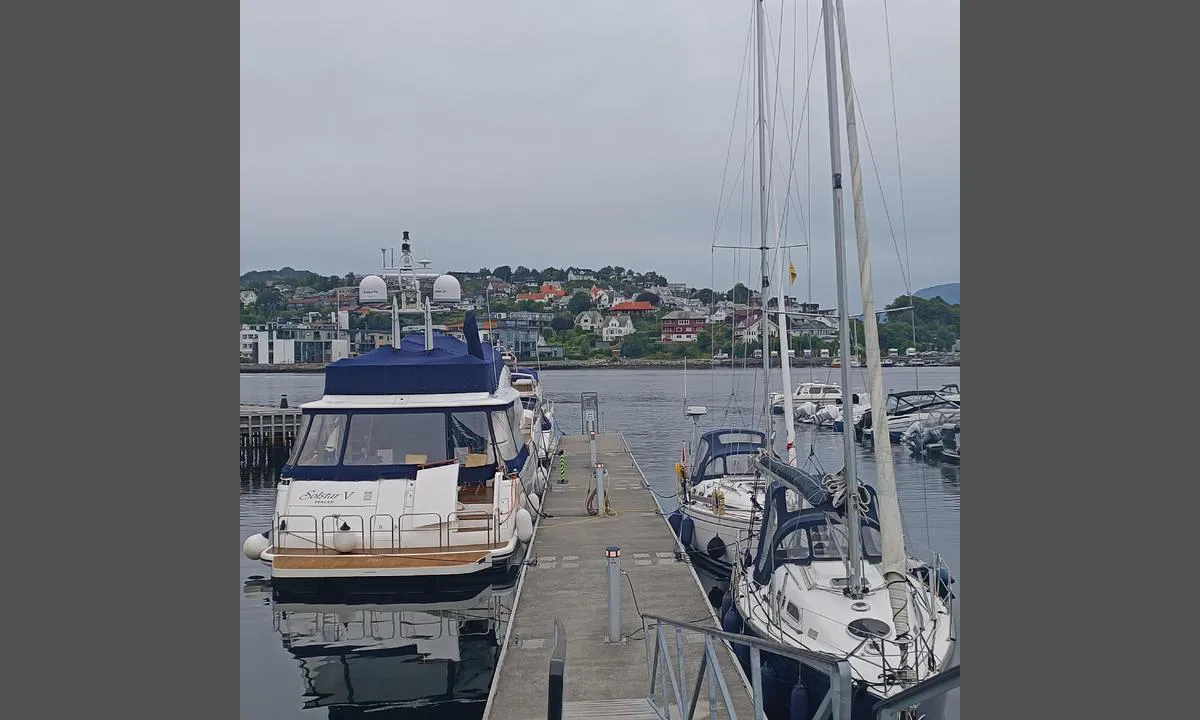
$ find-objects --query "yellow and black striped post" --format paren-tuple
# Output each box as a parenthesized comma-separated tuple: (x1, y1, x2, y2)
(558, 450, 567, 484)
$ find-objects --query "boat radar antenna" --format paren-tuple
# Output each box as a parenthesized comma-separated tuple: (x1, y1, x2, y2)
(353, 232, 463, 352)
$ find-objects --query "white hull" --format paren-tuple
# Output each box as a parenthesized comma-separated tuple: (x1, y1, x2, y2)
(681, 503, 756, 565)
(678, 476, 765, 568)
(247, 370, 548, 584)
(732, 561, 956, 705)
(864, 411, 945, 441)
(771, 383, 843, 414)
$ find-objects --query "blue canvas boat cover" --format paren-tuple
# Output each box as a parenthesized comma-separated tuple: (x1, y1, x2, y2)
(324, 315, 503, 395)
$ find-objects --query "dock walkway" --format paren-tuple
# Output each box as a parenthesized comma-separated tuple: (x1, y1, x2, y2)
(484, 433, 752, 720)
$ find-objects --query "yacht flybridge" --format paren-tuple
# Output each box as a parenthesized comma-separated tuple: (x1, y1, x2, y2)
(243, 241, 549, 595)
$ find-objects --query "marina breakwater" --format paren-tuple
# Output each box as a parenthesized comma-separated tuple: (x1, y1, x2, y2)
(240, 354, 960, 373)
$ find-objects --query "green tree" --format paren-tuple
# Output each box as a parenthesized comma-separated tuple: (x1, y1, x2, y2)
(635, 291, 661, 306)
(493, 265, 512, 282)
(478, 267, 492, 277)
(567, 292, 591, 315)
(875, 295, 959, 351)
(621, 332, 649, 358)
(254, 286, 283, 313)
(692, 288, 715, 305)
(726, 283, 751, 304)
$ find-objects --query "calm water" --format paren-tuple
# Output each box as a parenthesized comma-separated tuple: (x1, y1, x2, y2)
(240, 366, 961, 719)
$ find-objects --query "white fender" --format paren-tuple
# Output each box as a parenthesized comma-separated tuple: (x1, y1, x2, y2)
(515, 508, 534, 543)
(331, 531, 358, 554)
(242, 531, 271, 561)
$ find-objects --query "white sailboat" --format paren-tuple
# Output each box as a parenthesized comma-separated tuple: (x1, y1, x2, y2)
(670, 0, 805, 574)
(722, 2, 956, 718)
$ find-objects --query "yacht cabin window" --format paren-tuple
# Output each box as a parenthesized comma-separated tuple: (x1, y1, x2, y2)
(489, 405, 521, 462)
(507, 404, 523, 445)
(295, 413, 347, 466)
(289, 408, 506, 469)
(343, 412, 449, 466)
(286, 414, 313, 466)
(448, 411, 496, 466)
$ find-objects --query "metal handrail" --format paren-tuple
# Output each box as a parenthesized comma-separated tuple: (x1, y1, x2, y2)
(641, 613, 856, 720)
(872, 663, 959, 720)
(277, 511, 457, 551)
(547, 618, 566, 720)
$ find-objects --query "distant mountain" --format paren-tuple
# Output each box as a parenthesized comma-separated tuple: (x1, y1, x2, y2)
(913, 283, 959, 305)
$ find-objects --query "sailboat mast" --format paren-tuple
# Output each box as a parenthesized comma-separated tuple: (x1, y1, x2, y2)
(775, 247, 798, 465)
(819, 0, 864, 595)
(754, 0, 773, 441)
(832, 0, 910, 637)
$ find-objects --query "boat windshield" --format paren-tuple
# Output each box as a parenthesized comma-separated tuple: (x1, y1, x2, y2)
(703, 453, 755, 477)
(343, 412, 450, 466)
(294, 413, 347, 466)
(289, 408, 506, 469)
(774, 520, 883, 564)
(286, 414, 313, 466)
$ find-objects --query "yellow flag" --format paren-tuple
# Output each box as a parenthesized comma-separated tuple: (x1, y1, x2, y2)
(788, 261, 797, 285)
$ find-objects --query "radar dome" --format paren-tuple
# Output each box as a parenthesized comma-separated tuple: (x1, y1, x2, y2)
(358, 274, 388, 303)
(432, 274, 462, 304)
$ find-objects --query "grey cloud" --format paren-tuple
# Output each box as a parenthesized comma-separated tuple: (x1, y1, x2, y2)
(242, 0, 958, 307)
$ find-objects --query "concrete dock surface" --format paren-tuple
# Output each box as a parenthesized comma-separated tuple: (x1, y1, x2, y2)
(484, 433, 752, 720)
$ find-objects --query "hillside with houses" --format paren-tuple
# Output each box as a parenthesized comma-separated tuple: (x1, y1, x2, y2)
(239, 264, 960, 364)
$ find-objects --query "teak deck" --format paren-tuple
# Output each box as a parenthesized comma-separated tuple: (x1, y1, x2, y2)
(270, 542, 504, 570)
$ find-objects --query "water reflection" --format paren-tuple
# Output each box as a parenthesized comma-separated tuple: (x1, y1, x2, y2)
(241, 368, 960, 719)
(939, 464, 961, 488)
(244, 579, 515, 719)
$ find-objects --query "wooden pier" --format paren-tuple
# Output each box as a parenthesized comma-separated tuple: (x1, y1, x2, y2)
(239, 401, 302, 474)
(483, 433, 753, 720)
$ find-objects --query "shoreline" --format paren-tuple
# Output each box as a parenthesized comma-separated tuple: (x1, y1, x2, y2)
(239, 357, 960, 373)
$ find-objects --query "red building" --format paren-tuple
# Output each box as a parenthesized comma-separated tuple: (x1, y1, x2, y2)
(659, 310, 708, 342)
(516, 283, 567, 303)
(608, 300, 657, 315)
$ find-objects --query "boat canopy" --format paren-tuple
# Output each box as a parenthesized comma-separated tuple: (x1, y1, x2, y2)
(324, 314, 503, 396)
(689, 429, 767, 483)
(752, 483, 883, 585)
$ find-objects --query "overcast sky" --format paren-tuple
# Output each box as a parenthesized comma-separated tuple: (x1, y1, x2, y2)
(241, 1, 958, 309)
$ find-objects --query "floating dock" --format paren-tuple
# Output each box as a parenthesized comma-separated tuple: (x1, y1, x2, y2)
(483, 432, 753, 720)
